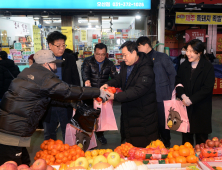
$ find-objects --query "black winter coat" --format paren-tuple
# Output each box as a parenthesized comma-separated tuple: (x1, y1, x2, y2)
(0, 59, 20, 98)
(81, 56, 117, 88)
(107, 52, 158, 147)
(175, 58, 215, 134)
(44, 52, 80, 122)
(0, 63, 100, 137)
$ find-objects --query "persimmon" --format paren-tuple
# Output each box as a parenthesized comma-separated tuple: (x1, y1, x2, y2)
(172, 151, 180, 158)
(44, 144, 48, 150)
(60, 144, 65, 152)
(80, 150, 85, 157)
(36, 151, 41, 158)
(62, 157, 68, 163)
(176, 156, 186, 163)
(40, 143, 45, 150)
(67, 155, 72, 161)
(70, 149, 77, 156)
(47, 144, 54, 151)
(57, 152, 64, 160)
(64, 144, 70, 150)
(55, 144, 62, 151)
(64, 151, 69, 157)
(187, 155, 197, 163)
(43, 140, 49, 145)
(56, 159, 62, 164)
(56, 139, 63, 145)
(51, 149, 57, 155)
(179, 148, 190, 157)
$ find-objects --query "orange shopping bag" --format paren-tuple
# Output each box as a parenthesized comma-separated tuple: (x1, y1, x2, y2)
(94, 100, 118, 132)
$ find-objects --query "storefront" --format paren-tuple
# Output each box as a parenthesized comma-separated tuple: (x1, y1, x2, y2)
(0, 0, 151, 71)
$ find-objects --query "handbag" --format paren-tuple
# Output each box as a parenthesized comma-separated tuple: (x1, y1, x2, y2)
(163, 84, 190, 133)
(70, 101, 101, 133)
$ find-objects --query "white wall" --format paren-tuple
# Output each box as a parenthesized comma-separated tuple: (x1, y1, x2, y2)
(0, 17, 37, 46)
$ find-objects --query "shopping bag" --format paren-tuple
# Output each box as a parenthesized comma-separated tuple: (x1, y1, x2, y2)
(65, 123, 97, 151)
(163, 84, 190, 133)
(93, 99, 118, 131)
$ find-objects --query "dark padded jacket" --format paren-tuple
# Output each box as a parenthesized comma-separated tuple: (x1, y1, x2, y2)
(0, 59, 20, 98)
(0, 63, 100, 137)
(81, 56, 117, 88)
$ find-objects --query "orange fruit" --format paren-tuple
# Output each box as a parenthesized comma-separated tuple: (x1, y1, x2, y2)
(179, 145, 185, 149)
(85, 151, 91, 157)
(187, 155, 197, 163)
(172, 151, 180, 158)
(169, 158, 176, 163)
(188, 148, 195, 156)
(184, 142, 193, 148)
(176, 156, 186, 163)
(91, 150, 99, 157)
(179, 148, 190, 157)
(167, 152, 173, 159)
(173, 145, 180, 151)
(169, 148, 174, 152)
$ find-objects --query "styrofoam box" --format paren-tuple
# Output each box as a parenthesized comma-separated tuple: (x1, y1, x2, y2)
(199, 161, 222, 170)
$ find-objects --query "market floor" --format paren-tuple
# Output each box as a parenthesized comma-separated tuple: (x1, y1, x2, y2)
(28, 95, 222, 164)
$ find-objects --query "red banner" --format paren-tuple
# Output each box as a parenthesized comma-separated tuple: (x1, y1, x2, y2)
(175, 0, 222, 4)
(217, 34, 222, 52)
(185, 29, 206, 43)
(213, 78, 222, 94)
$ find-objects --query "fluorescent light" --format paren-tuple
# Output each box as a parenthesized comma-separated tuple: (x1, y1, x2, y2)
(33, 17, 39, 20)
(135, 15, 141, 19)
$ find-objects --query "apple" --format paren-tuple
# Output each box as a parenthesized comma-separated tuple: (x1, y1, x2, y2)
(0, 163, 17, 170)
(103, 152, 111, 158)
(4, 161, 17, 167)
(200, 143, 205, 148)
(107, 152, 121, 168)
(32, 159, 47, 170)
(74, 157, 88, 169)
(204, 143, 209, 148)
(195, 144, 200, 150)
(205, 139, 211, 144)
(18, 164, 29, 170)
(215, 141, 220, 147)
(207, 141, 215, 148)
(69, 161, 75, 168)
(219, 143, 222, 147)
(46, 165, 54, 170)
(196, 148, 201, 152)
(220, 139, 222, 143)
(212, 137, 219, 142)
(93, 155, 107, 166)
(119, 153, 125, 159)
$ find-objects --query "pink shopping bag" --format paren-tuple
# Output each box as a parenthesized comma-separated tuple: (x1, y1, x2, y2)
(93, 100, 118, 132)
(65, 123, 97, 150)
(163, 84, 190, 133)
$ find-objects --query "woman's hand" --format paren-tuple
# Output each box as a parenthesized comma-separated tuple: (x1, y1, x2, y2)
(100, 84, 109, 90)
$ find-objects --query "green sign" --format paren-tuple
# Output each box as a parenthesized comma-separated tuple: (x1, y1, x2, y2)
(14, 43, 22, 51)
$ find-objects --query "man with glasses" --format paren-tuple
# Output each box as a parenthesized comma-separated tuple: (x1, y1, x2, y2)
(81, 43, 117, 145)
(43, 31, 80, 141)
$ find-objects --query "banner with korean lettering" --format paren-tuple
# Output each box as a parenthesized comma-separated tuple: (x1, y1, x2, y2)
(176, 12, 222, 25)
(33, 25, 42, 53)
(185, 29, 206, 43)
(61, 27, 73, 51)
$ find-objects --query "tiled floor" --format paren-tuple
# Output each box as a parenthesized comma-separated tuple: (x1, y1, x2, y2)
(28, 95, 222, 163)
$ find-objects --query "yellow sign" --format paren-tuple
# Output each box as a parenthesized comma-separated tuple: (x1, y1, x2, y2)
(33, 25, 42, 52)
(80, 30, 87, 42)
(175, 12, 222, 25)
(61, 27, 73, 51)
(1, 30, 8, 46)
(2, 47, 10, 54)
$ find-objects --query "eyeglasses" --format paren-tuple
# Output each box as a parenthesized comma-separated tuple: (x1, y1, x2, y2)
(52, 44, 67, 49)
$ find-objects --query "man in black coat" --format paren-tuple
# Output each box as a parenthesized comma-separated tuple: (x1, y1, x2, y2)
(43, 31, 80, 141)
(81, 43, 117, 145)
(136, 37, 177, 148)
(0, 51, 20, 99)
(0, 50, 110, 165)
(101, 41, 158, 147)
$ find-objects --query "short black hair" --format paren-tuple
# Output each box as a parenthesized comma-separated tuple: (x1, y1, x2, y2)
(0, 51, 8, 60)
(46, 31, 67, 44)
(136, 36, 152, 48)
(187, 39, 205, 56)
(120, 41, 138, 53)
(94, 43, 107, 53)
(64, 48, 73, 54)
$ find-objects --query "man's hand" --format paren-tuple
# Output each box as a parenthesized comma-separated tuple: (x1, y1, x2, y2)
(100, 84, 108, 90)
(100, 89, 112, 102)
(85, 80, 91, 87)
(107, 93, 114, 100)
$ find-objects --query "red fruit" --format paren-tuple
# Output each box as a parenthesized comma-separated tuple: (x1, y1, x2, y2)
(220, 139, 222, 143)
(204, 143, 209, 148)
(215, 141, 220, 147)
(46, 165, 54, 170)
(160, 148, 168, 154)
(200, 143, 205, 148)
(108, 87, 116, 94)
(18, 164, 29, 170)
(205, 139, 211, 144)
(212, 137, 219, 142)
(32, 159, 47, 170)
(219, 143, 222, 147)
(95, 97, 102, 102)
(195, 144, 200, 150)
(0, 163, 17, 170)
(207, 141, 215, 148)
(103, 152, 111, 158)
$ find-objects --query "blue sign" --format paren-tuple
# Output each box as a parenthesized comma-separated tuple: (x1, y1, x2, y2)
(0, 0, 150, 9)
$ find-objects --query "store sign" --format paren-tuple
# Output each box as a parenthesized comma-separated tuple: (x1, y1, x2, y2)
(217, 34, 222, 51)
(175, 0, 222, 4)
(33, 25, 42, 52)
(14, 43, 22, 51)
(61, 27, 73, 51)
(1, 48, 10, 54)
(213, 78, 222, 94)
(176, 12, 222, 25)
(185, 29, 206, 43)
(0, 0, 151, 9)
(80, 30, 87, 42)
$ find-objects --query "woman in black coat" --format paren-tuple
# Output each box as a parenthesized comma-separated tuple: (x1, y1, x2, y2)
(0, 51, 20, 99)
(102, 41, 158, 147)
(175, 39, 215, 145)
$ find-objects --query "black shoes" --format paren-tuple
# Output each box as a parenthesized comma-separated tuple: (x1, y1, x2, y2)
(97, 136, 107, 145)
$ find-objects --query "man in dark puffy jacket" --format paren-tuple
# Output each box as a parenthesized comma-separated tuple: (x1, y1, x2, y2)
(0, 50, 111, 166)
(81, 43, 117, 145)
(0, 51, 20, 99)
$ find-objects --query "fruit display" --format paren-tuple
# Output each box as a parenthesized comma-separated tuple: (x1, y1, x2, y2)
(114, 142, 134, 157)
(95, 87, 117, 102)
(146, 139, 165, 149)
(35, 139, 85, 165)
(194, 137, 222, 152)
(167, 142, 198, 164)
(85, 149, 114, 160)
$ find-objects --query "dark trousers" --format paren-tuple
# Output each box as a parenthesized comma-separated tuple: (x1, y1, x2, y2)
(43, 106, 69, 141)
(157, 102, 171, 148)
(182, 133, 208, 146)
(0, 144, 30, 166)
(120, 113, 125, 143)
(83, 99, 104, 138)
